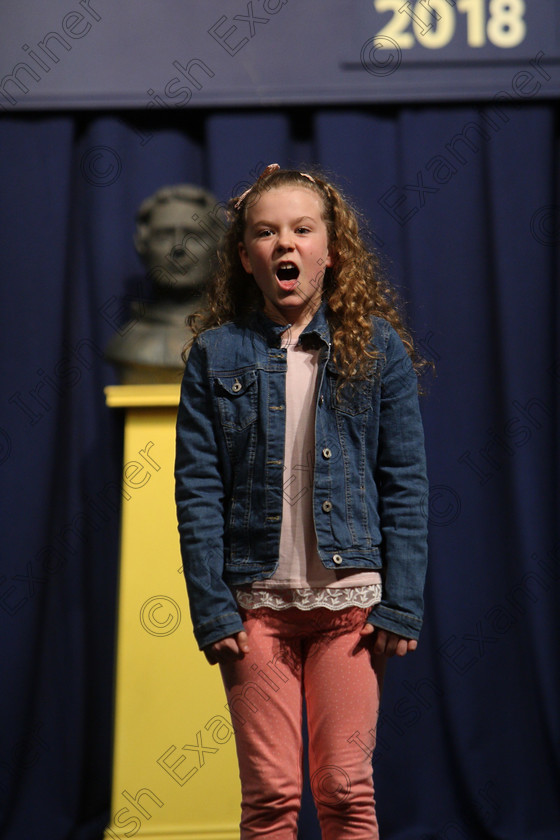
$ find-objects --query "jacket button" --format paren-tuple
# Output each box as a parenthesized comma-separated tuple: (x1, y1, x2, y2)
(319, 395, 324, 405)
(333, 554, 343, 564)
(322, 447, 332, 459)
(322, 500, 333, 513)
(232, 380, 242, 393)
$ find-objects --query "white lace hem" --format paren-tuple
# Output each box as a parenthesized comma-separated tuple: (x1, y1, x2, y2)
(234, 585, 382, 612)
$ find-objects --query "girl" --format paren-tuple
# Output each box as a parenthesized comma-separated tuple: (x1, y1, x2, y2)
(175, 164, 428, 839)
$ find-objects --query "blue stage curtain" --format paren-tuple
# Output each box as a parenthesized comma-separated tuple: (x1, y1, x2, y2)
(0, 104, 558, 839)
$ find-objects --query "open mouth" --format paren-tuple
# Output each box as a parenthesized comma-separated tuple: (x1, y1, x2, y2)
(276, 263, 300, 288)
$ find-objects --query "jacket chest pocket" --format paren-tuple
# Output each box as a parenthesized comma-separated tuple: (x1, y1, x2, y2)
(214, 370, 258, 430)
(327, 369, 375, 416)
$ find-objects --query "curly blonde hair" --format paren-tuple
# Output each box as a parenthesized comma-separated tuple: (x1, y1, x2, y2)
(187, 166, 426, 384)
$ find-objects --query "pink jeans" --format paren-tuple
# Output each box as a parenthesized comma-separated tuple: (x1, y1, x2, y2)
(219, 606, 386, 840)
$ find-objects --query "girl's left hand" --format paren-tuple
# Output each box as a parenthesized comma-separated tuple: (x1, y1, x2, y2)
(360, 623, 417, 657)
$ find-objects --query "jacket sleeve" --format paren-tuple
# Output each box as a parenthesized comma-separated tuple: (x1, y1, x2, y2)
(174, 338, 245, 650)
(367, 324, 429, 640)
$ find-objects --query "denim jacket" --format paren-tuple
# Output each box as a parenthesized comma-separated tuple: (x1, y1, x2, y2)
(175, 303, 428, 650)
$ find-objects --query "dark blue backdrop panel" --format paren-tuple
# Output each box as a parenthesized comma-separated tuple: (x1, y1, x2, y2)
(0, 104, 558, 840)
(2, 0, 560, 107)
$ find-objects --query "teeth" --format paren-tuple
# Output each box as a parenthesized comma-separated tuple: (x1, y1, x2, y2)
(277, 262, 299, 282)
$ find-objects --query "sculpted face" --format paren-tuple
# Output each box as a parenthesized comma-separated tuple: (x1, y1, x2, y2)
(137, 199, 217, 291)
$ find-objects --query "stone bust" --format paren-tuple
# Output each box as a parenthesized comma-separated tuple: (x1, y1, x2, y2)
(106, 184, 224, 384)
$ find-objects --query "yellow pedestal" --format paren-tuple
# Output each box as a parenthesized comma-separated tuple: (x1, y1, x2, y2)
(104, 385, 240, 840)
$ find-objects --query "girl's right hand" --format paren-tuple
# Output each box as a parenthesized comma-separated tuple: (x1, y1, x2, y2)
(204, 630, 250, 665)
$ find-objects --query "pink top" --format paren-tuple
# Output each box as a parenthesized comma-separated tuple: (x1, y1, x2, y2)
(234, 335, 381, 611)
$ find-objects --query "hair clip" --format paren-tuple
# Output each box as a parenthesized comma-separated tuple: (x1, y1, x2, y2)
(232, 164, 316, 211)
(260, 163, 281, 178)
(233, 163, 280, 210)
(233, 188, 252, 211)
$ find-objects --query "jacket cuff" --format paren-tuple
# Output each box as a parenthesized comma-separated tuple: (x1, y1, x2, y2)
(367, 603, 423, 641)
(193, 611, 245, 651)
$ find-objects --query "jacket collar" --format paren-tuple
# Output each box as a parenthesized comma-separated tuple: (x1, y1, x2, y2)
(251, 301, 331, 348)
